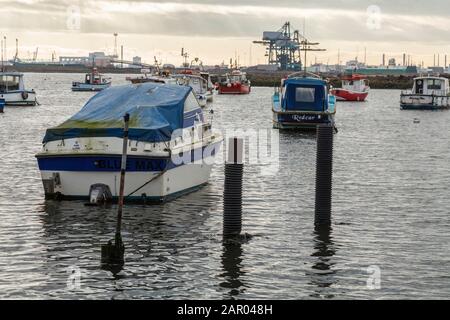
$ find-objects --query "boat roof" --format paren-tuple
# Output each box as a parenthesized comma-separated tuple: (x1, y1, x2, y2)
(43, 82, 192, 144)
(414, 76, 448, 81)
(283, 77, 327, 86)
(342, 74, 366, 81)
(0, 71, 23, 77)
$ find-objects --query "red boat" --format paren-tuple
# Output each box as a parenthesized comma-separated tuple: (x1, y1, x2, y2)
(330, 74, 370, 101)
(217, 70, 251, 94)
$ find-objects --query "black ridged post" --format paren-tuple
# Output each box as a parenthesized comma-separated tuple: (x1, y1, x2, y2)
(315, 124, 334, 226)
(223, 137, 244, 238)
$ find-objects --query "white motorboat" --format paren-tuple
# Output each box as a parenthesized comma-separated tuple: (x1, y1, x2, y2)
(400, 76, 450, 110)
(36, 82, 223, 203)
(0, 72, 37, 106)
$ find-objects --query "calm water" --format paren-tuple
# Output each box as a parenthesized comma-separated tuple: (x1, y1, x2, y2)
(0, 73, 449, 299)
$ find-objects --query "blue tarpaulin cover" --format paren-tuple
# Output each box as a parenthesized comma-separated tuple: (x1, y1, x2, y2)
(43, 82, 191, 143)
(282, 78, 327, 112)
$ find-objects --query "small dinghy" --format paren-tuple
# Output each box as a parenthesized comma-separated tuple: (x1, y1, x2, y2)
(72, 68, 111, 92)
(36, 82, 223, 203)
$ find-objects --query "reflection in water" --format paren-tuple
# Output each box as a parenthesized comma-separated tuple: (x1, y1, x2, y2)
(219, 242, 246, 299)
(309, 224, 337, 299)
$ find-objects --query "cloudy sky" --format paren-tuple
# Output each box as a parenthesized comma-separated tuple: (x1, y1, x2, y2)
(1, 0, 450, 66)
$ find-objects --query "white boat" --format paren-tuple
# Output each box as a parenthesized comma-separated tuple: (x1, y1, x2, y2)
(36, 82, 223, 203)
(200, 71, 214, 102)
(173, 72, 209, 108)
(72, 68, 111, 91)
(400, 76, 450, 110)
(0, 72, 37, 106)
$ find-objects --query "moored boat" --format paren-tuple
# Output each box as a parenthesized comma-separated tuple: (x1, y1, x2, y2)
(173, 72, 208, 108)
(0, 72, 37, 106)
(217, 70, 251, 95)
(400, 76, 450, 110)
(330, 74, 369, 102)
(36, 82, 223, 203)
(272, 73, 336, 130)
(72, 68, 111, 91)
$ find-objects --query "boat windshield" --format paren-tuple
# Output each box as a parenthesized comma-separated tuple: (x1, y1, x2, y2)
(0, 75, 20, 92)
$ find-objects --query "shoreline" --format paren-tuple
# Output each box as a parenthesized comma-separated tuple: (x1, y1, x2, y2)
(5, 65, 446, 90)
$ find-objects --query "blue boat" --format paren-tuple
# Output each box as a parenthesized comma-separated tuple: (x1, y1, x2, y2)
(272, 74, 336, 130)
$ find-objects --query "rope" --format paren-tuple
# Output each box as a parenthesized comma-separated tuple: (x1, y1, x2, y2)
(124, 145, 172, 199)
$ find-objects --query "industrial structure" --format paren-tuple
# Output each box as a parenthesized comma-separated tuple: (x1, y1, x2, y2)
(253, 21, 325, 71)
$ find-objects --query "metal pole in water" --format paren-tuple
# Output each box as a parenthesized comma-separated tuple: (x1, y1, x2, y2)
(314, 124, 334, 226)
(223, 137, 244, 238)
(101, 113, 129, 266)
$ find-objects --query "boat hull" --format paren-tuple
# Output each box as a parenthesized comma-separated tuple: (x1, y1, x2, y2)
(330, 89, 368, 101)
(72, 83, 111, 92)
(36, 152, 219, 203)
(400, 94, 450, 110)
(0, 91, 37, 106)
(218, 83, 251, 94)
(272, 112, 335, 130)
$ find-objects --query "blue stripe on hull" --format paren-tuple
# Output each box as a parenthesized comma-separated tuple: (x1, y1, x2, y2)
(37, 143, 219, 172)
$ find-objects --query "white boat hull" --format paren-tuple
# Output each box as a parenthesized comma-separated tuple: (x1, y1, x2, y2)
(38, 157, 215, 202)
(0, 91, 37, 106)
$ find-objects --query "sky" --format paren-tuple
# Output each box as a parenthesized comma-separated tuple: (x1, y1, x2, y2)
(1, 0, 450, 67)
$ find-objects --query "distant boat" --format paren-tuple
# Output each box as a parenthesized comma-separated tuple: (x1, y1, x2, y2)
(272, 73, 336, 130)
(173, 72, 208, 108)
(330, 74, 370, 102)
(0, 72, 37, 106)
(36, 82, 223, 203)
(400, 76, 450, 110)
(72, 68, 111, 91)
(217, 70, 251, 94)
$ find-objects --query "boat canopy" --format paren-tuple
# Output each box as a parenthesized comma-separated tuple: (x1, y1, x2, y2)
(43, 83, 191, 143)
(282, 78, 327, 111)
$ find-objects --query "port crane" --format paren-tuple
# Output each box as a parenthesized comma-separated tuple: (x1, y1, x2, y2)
(253, 21, 325, 71)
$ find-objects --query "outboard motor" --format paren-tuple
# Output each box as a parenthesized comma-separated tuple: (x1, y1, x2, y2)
(88, 184, 113, 205)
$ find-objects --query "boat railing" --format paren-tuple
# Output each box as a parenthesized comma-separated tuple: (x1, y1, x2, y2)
(287, 71, 322, 79)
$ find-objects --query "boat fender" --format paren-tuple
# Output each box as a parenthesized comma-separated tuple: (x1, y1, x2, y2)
(21, 91, 29, 100)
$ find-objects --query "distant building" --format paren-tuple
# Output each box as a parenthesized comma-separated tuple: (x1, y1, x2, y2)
(306, 63, 329, 73)
(59, 52, 114, 67)
(428, 67, 445, 74)
(132, 56, 142, 65)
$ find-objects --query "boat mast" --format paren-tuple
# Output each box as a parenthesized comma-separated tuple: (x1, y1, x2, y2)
(299, 20, 325, 76)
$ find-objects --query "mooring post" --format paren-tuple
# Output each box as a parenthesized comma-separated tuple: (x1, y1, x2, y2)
(223, 137, 244, 238)
(314, 124, 334, 226)
(101, 113, 129, 266)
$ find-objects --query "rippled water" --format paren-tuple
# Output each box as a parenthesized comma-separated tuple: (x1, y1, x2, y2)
(0, 73, 449, 299)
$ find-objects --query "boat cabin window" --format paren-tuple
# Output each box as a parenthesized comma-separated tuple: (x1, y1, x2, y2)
(184, 92, 201, 112)
(427, 79, 442, 90)
(295, 87, 316, 103)
(0, 75, 20, 92)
